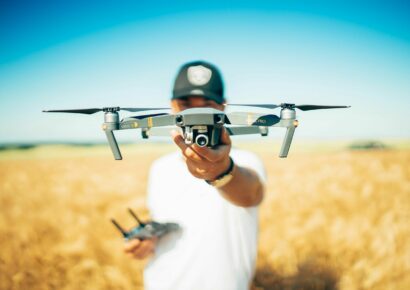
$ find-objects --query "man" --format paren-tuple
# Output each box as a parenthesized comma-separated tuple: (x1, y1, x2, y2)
(124, 61, 266, 290)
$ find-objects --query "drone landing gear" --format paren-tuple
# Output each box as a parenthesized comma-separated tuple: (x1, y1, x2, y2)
(103, 111, 122, 160)
(105, 130, 122, 160)
(279, 126, 296, 158)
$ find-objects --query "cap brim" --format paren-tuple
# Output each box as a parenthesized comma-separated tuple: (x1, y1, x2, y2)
(172, 89, 225, 104)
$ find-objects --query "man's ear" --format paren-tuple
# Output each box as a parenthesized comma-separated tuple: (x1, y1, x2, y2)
(218, 101, 226, 111)
(170, 100, 179, 113)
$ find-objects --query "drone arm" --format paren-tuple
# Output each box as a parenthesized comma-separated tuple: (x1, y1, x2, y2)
(226, 126, 266, 136)
(121, 115, 175, 129)
(225, 112, 280, 127)
(141, 127, 181, 137)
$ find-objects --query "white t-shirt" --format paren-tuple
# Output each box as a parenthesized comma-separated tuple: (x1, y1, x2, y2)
(144, 148, 266, 290)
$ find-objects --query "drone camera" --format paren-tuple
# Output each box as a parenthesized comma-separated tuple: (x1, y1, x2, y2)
(195, 134, 209, 147)
(181, 125, 221, 147)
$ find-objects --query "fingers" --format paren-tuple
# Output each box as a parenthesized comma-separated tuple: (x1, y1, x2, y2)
(191, 144, 230, 162)
(184, 147, 204, 162)
(171, 129, 185, 148)
(172, 130, 204, 162)
(124, 238, 156, 260)
(133, 240, 155, 259)
(191, 128, 231, 162)
(172, 129, 231, 163)
(124, 239, 141, 253)
(185, 159, 209, 177)
(220, 127, 232, 146)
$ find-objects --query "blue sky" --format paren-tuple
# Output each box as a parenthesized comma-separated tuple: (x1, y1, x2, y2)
(0, 0, 409, 142)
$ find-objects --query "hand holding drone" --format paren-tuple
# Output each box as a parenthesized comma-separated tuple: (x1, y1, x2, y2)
(43, 102, 350, 159)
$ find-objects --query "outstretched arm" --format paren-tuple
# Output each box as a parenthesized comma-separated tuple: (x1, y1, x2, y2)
(172, 128, 264, 207)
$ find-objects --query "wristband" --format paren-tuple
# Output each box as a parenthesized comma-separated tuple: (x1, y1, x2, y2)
(205, 157, 235, 188)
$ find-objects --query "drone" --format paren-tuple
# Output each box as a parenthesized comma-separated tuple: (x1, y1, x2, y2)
(111, 208, 180, 240)
(43, 103, 350, 159)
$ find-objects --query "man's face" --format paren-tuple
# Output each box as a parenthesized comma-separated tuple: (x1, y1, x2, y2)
(170, 96, 225, 113)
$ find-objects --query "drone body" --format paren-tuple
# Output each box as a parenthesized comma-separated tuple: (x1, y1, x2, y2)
(43, 103, 350, 160)
(111, 209, 180, 241)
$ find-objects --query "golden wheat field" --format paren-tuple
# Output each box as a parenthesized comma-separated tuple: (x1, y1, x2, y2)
(0, 142, 409, 290)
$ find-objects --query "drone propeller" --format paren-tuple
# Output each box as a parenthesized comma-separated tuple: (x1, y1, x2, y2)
(127, 112, 169, 120)
(228, 103, 350, 111)
(228, 104, 280, 109)
(293, 104, 350, 111)
(42, 107, 170, 114)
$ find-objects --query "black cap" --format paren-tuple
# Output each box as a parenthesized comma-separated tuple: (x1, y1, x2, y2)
(172, 61, 225, 104)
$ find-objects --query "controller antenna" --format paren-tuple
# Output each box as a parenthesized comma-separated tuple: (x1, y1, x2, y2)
(128, 208, 146, 226)
(111, 219, 127, 237)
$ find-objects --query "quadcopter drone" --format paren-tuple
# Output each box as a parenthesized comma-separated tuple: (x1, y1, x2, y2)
(43, 103, 350, 159)
(111, 208, 180, 240)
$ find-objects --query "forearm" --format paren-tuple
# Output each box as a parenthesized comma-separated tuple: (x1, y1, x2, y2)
(218, 164, 264, 207)
(172, 129, 264, 207)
